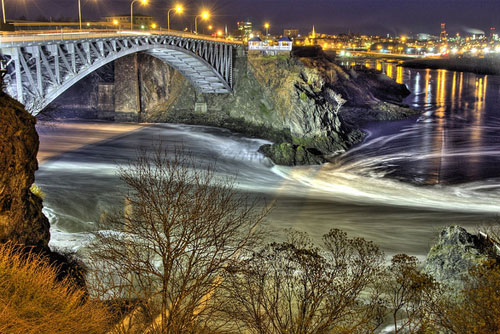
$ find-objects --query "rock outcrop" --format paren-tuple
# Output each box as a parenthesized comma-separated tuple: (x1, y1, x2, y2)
(146, 47, 417, 165)
(46, 47, 419, 165)
(424, 226, 498, 287)
(0, 91, 50, 248)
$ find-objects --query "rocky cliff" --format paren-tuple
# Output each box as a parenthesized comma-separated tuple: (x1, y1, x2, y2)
(0, 90, 50, 248)
(424, 226, 499, 288)
(142, 47, 418, 165)
(47, 47, 419, 165)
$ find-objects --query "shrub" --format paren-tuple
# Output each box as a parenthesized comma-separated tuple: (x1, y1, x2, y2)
(429, 260, 500, 334)
(29, 184, 45, 199)
(300, 91, 308, 101)
(0, 243, 111, 334)
(218, 229, 386, 334)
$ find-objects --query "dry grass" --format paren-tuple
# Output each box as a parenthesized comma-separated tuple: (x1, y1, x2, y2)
(29, 184, 46, 199)
(0, 243, 111, 334)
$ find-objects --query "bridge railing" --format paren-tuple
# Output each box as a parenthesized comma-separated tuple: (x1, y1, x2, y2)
(0, 29, 243, 46)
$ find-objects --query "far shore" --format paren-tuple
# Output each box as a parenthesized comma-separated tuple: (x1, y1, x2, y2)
(401, 56, 500, 75)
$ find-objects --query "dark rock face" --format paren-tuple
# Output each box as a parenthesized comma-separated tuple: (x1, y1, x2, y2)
(258, 143, 326, 166)
(42, 63, 114, 120)
(424, 226, 497, 287)
(0, 92, 50, 248)
(155, 50, 417, 165)
(0, 91, 85, 287)
(45, 48, 418, 165)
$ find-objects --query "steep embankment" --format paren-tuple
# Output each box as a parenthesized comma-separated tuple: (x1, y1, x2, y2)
(48, 47, 418, 165)
(0, 89, 86, 286)
(424, 226, 500, 288)
(145, 47, 418, 165)
(0, 92, 50, 248)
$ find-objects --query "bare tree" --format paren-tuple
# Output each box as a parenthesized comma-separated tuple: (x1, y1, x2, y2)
(217, 229, 386, 334)
(381, 254, 438, 334)
(88, 145, 270, 334)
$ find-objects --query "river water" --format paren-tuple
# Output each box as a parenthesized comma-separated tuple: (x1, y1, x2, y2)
(36, 63, 500, 259)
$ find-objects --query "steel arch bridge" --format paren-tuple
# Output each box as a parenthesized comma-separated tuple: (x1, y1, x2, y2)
(0, 31, 240, 115)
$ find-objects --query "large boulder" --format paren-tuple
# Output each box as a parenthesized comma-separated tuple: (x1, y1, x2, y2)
(424, 226, 497, 287)
(0, 92, 50, 248)
(258, 143, 326, 166)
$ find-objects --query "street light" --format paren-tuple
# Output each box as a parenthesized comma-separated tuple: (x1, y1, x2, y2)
(194, 10, 210, 34)
(167, 4, 183, 31)
(264, 22, 270, 36)
(130, 0, 148, 30)
(78, 0, 82, 30)
(1, 0, 6, 24)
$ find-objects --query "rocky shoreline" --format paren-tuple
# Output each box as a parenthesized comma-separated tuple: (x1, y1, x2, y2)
(0, 91, 86, 287)
(47, 46, 420, 166)
(2, 87, 498, 305)
(424, 225, 500, 288)
(150, 47, 419, 165)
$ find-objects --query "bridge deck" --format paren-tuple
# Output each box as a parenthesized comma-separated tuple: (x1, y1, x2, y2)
(0, 29, 243, 46)
(0, 29, 241, 114)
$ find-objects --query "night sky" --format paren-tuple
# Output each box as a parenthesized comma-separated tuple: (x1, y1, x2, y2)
(5, 0, 500, 36)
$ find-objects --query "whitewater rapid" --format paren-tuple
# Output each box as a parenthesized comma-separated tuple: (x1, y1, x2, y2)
(37, 66, 500, 257)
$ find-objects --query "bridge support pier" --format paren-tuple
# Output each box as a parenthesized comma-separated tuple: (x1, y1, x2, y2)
(113, 54, 142, 122)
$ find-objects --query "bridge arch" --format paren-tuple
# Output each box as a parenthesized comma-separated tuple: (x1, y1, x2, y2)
(0, 33, 236, 115)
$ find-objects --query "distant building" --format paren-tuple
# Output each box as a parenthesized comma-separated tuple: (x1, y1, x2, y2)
(248, 36, 263, 49)
(284, 29, 299, 39)
(278, 36, 292, 49)
(440, 23, 448, 41)
(237, 21, 253, 39)
(103, 14, 154, 28)
(311, 25, 316, 39)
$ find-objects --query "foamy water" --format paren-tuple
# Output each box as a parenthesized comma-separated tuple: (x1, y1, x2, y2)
(37, 67, 500, 258)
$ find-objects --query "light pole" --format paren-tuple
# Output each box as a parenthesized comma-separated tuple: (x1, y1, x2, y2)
(194, 11, 209, 34)
(78, 0, 82, 30)
(167, 4, 183, 31)
(130, 0, 147, 30)
(2, 0, 6, 25)
(264, 23, 270, 37)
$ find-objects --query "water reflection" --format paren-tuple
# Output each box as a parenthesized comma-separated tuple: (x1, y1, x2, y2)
(396, 66, 403, 84)
(336, 60, 500, 187)
(37, 62, 500, 258)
